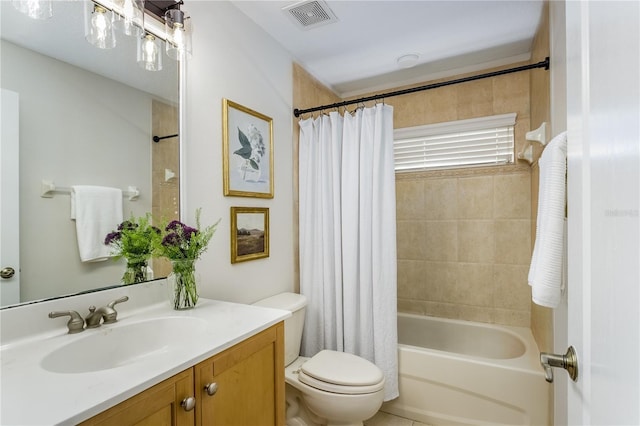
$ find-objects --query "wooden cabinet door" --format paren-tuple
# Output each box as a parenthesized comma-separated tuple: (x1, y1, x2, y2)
(80, 369, 195, 426)
(195, 322, 285, 426)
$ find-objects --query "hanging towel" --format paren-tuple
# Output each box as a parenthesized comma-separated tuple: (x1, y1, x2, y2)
(71, 185, 123, 262)
(528, 131, 567, 308)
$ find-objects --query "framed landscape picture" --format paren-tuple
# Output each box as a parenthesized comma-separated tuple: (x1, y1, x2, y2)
(222, 99, 274, 198)
(230, 207, 269, 263)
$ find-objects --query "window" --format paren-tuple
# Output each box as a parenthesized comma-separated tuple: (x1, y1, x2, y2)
(394, 113, 516, 172)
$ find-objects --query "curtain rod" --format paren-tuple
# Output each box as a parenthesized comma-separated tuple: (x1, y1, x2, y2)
(293, 57, 550, 118)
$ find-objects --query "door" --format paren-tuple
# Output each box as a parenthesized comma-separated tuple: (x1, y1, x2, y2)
(565, 1, 639, 424)
(1, 89, 20, 307)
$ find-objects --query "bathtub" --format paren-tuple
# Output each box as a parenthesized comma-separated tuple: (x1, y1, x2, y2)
(381, 313, 550, 426)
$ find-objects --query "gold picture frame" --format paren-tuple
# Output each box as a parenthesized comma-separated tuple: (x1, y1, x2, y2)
(222, 99, 274, 198)
(230, 207, 269, 263)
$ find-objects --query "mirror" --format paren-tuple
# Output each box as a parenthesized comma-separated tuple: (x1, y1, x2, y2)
(0, 1, 180, 307)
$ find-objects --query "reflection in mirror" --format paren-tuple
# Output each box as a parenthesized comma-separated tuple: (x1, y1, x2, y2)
(0, 1, 180, 308)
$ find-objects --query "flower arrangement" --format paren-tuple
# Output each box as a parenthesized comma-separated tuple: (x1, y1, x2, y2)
(104, 213, 161, 284)
(155, 209, 220, 309)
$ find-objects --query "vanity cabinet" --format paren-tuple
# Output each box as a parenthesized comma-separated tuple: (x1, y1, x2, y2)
(80, 323, 284, 426)
(195, 321, 285, 426)
(80, 369, 194, 426)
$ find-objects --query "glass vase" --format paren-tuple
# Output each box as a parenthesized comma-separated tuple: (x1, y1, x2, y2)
(168, 259, 199, 310)
(122, 260, 148, 285)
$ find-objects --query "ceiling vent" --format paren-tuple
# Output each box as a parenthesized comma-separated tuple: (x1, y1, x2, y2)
(283, 0, 339, 30)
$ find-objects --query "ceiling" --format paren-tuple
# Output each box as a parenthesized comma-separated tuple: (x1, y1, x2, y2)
(230, 0, 545, 97)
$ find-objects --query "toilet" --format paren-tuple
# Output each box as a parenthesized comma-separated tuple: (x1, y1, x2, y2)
(254, 292, 385, 426)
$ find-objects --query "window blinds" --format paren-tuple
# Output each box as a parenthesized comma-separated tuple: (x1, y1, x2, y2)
(394, 113, 516, 172)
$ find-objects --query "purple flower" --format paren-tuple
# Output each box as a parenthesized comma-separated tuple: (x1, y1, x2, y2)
(162, 232, 181, 247)
(166, 220, 186, 231)
(118, 221, 138, 231)
(104, 231, 121, 245)
(183, 226, 199, 241)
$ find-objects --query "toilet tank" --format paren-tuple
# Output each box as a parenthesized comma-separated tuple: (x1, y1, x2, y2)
(253, 292, 307, 366)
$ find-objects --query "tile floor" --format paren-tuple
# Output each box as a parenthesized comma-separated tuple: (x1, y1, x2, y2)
(364, 411, 432, 426)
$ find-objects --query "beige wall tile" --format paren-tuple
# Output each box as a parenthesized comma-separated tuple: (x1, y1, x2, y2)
(458, 176, 494, 219)
(397, 260, 427, 300)
(493, 71, 530, 117)
(452, 263, 494, 307)
(396, 179, 425, 220)
(493, 264, 531, 310)
(458, 220, 496, 263)
(426, 86, 459, 124)
(424, 178, 458, 219)
(397, 299, 428, 315)
(396, 220, 428, 260)
(457, 79, 494, 120)
(424, 221, 458, 261)
(495, 220, 532, 265)
(493, 308, 530, 327)
(494, 172, 531, 219)
(455, 305, 495, 323)
(423, 261, 457, 302)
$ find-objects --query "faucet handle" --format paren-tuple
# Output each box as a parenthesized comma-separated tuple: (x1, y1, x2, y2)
(103, 296, 129, 324)
(107, 296, 129, 309)
(49, 311, 85, 334)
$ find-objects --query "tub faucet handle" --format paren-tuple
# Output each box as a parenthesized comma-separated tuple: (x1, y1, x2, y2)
(540, 346, 578, 383)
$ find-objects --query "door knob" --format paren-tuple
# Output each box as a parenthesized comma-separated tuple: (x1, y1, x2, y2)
(1, 267, 15, 279)
(540, 346, 578, 383)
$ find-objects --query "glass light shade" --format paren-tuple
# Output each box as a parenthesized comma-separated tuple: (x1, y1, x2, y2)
(12, 0, 52, 20)
(164, 9, 192, 61)
(113, 0, 144, 37)
(137, 34, 162, 71)
(85, 2, 116, 49)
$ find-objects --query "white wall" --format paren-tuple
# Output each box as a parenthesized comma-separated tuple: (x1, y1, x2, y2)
(1, 41, 153, 301)
(182, 2, 295, 304)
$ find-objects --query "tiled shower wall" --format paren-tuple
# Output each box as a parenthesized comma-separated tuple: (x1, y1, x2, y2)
(390, 66, 534, 327)
(396, 167, 532, 326)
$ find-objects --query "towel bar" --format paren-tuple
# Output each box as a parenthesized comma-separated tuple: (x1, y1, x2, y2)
(40, 180, 140, 201)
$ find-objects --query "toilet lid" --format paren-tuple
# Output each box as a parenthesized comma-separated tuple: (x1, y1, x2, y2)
(298, 350, 385, 394)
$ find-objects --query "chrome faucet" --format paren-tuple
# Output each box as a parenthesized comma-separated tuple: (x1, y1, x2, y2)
(48, 311, 85, 334)
(85, 296, 129, 328)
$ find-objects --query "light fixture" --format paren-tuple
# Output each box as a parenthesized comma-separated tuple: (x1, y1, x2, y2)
(397, 53, 420, 69)
(164, 8, 192, 60)
(137, 33, 162, 71)
(12, 0, 52, 20)
(85, 3, 116, 49)
(113, 0, 145, 37)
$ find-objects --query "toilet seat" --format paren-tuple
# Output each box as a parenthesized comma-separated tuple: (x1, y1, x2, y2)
(298, 350, 385, 395)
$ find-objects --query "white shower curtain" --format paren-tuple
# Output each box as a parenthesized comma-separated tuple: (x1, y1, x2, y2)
(298, 104, 398, 401)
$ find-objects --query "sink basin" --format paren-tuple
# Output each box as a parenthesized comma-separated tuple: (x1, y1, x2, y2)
(41, 317, 209, 374)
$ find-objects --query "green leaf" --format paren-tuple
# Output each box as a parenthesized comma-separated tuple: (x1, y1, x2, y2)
(234, 146, 252, 159)
(249, 159, 259, 170)
(237, 128, 251, 148)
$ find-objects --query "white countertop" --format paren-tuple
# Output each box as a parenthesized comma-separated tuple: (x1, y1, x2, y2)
(0, 295, 290, 425)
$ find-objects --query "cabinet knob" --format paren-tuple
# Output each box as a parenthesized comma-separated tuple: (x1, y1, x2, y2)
(181, 396, 196, 411)
(204, 382, 218, 396)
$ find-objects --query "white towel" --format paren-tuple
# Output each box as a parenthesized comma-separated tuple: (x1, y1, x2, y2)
(71, 185, 123, 262)
(528, 132, 567, 308)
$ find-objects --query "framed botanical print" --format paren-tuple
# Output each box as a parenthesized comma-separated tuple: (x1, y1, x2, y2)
(230, 207, 269, 263)
(222, 99, 274, 198)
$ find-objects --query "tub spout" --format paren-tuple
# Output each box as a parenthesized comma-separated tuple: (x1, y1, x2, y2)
(540, 346, 578, 383)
